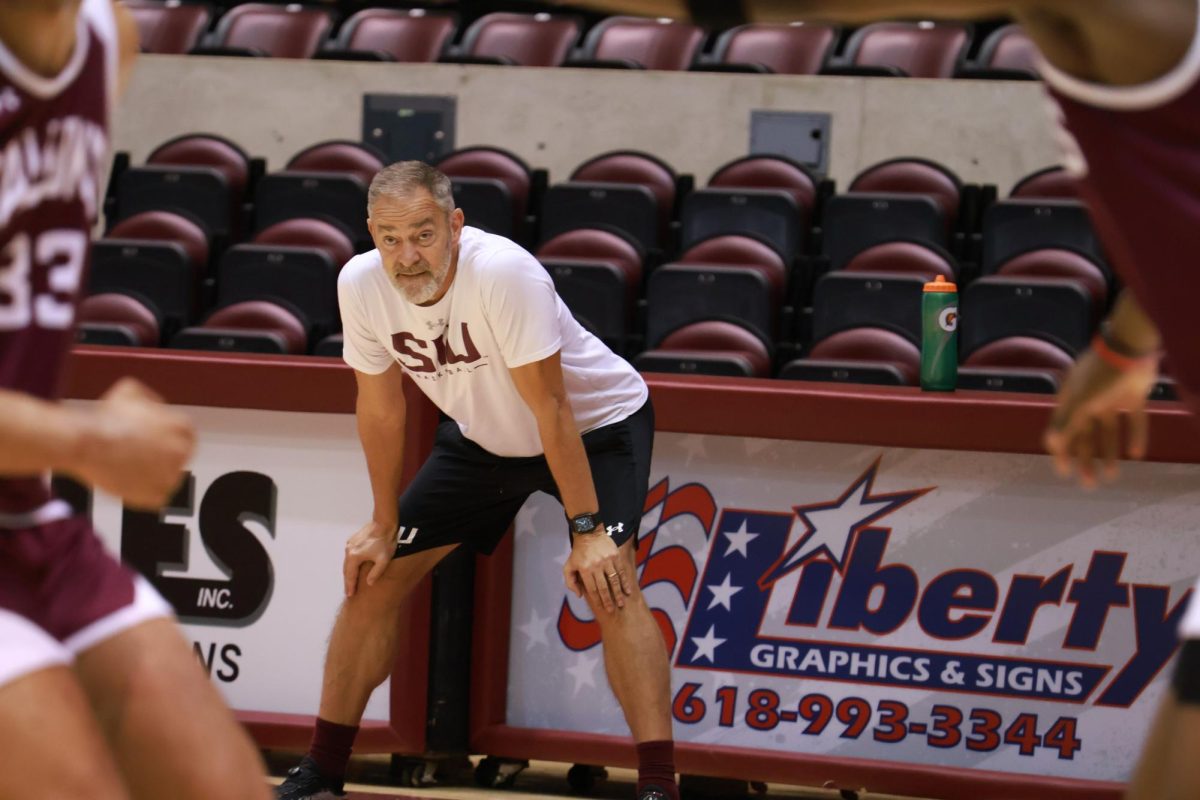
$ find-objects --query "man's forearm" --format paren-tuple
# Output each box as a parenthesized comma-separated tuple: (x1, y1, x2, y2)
(0, 389, 90, 477)
(356, 409, 406, 528)
(537, 401, 600, 520)
(1102, 290, 1162, 356)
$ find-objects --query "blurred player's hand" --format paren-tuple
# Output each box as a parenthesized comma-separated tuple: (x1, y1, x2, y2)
(75, 377, 195, 510)
(1043, 348, 1158, 489)
(564, 528, 632, 613)
(343, 519, 396, 597)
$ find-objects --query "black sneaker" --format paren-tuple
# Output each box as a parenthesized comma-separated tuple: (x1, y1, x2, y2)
(274, 757, 346, 800)
(638, 784, 670, 800)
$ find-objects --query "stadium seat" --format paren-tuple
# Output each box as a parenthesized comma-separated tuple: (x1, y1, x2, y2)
(88, 237, 195, 339)
(708, 155, 819, 220)
(254, 171, 370, 250)
(320, 8, 457, 62)
(107, 209, 210, 276)
(645, 260, 778, 350)
(780, 327, 921, 386)
(960, 275, 1093, 359)
(843, 241, 957, 281)
(635, 320, 772, 378)
(831, 21, 971, 78)
(703, 21, 838, 74)
(436, 147, 539, 239)
(314, 332, 343, 357)
(124, 0, 212, 55)
(681, 189, 804, 265)
(811, 271, 925, 345)
(253, 217, 356, 270)
(536, 228, 643, 352)
(993, 248, 1108, 310)
(142, 133, 253, 237)
(172, 300, 310, 355)
(77, 293, 163, 348)
(572, 16, 705, 71)
(540, 183, 659, 253)
(958, 23, 1039, 80)
(981, 199, 1104, 274)
(286, 140, 386, 187)
(571, 151, 680, 246)
(821, 193, 945, 272)
(197, 3, 333, 58)
(1010, 166, 1079, 199)
(849, 158, 962, 233)
(113, 165, 232, 241)
(448, 12, 581, 67)
(214, 243, 340, 340)
(957, 335, 1073, 394)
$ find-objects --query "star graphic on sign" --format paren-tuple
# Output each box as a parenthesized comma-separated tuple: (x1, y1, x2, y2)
(690, 625, 726, 664)
(757, 457, 931, 589)
(517, 607, 554, 651)
(706, 573, 742, 612)
(723, 520, 759, 558)
(566, 652, 599, 695)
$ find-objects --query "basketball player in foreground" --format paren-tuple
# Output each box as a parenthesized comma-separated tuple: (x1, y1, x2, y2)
(274, 162, 676, 800)
(0, 2, 269, 798)
(559, 0, 1200, 796)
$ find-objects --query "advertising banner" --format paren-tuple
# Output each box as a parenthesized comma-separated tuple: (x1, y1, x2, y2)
(506, 433, 1200, 782)
(69, 402, 393, 722)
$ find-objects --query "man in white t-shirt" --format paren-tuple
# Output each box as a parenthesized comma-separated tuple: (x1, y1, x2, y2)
(276, 162, 678, 800)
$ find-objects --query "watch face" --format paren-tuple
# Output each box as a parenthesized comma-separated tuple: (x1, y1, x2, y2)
(572, 514, 599, 533)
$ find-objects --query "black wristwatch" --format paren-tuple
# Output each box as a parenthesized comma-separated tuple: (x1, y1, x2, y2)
(568, 512, 605, 535)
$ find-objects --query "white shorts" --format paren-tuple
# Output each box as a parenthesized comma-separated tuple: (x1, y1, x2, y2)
(0, 576, 171, 688)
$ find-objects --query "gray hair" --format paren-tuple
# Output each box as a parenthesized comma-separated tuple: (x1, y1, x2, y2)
(367, 161, 455, 215)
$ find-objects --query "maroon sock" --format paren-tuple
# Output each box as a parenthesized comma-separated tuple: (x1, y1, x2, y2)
(308, 717, 359, 783)
(636, 739, 679, 799)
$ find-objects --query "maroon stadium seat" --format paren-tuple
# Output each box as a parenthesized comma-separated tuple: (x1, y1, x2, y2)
(977, 23, 1038, 75)
(78, 293, 162, 347)
(107, 209, 210, 277)
(708, 155, 817, 218)
(148, 133, 251, 207)
(843, 241, 957, 281)
(456, 12, 581, 67)
(578, 16, 705, 71)
(124, 0, 212, 55)
(537, 228, 643, 286)
(807, 327, 922, 385)
(253, 218, 356, 270)
(842, 21, 970, 78)
(640, 320, 773, 378)
(963, 336, 1075, 372)
(678, 234, 787, 303)
(329, 8, 456, 62)
(850, 158, 962, 231)
(711, 22, 837, 75)
(194, 301, 309, 355)
(571, 150, 678, 242)
(286, 140, 386, 187)
(995, 248, 1108, 310)
(436, 147, 535, 234)
(1010, 166, 1079, 199)
(207, 3, 333, 59)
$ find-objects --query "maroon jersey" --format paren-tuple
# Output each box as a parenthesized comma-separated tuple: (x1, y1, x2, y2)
(1041, 35, 1200, 411)
(0, 0, 116, 515)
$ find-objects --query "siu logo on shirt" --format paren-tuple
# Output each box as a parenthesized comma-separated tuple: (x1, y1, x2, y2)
(392, 322, 490, 379)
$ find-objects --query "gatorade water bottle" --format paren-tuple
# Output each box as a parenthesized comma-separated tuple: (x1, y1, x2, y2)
(921, 275, 958, 391)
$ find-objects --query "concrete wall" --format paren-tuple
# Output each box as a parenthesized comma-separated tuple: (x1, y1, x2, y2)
(116, 55, 1061, 193)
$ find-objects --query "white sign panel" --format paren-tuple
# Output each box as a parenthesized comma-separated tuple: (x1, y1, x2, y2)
(507, 433, 1200, 782)
(70, 402, 392, 722)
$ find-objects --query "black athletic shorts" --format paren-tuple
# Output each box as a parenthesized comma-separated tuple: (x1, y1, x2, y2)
(392, 399, 654, 558)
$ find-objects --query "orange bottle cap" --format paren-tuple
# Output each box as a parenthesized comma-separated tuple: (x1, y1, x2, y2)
(924, 275, 957, 292)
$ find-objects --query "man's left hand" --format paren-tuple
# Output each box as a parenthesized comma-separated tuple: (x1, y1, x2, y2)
(564, 530, 632, 613)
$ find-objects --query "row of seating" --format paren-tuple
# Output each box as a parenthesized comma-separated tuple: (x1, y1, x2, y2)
(127, 2, 1038, 78)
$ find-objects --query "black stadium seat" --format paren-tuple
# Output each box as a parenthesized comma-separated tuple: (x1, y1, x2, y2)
(680, 189, 804, 264)
(821, 193, 945, 272)
(254, 172, 371, 250)
(539, 182, 659, 253)
(811, 271, 925, 345)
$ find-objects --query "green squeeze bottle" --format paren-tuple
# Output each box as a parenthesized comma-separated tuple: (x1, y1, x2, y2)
(920, 275, 958, 391)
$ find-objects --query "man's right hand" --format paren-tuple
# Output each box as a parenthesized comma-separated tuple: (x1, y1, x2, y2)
(73, 377, 195, 510)
(343, 519, 397, 597)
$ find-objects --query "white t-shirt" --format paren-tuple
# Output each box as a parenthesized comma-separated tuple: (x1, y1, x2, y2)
(339, 226, 649, 457)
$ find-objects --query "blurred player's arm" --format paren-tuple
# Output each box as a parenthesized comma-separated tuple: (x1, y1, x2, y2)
(111, 0, 140, 95)
(343, 364, 407, 596)
(0, 378, 192, 509)
(552, 0, 1023, 24)
(1044, 292, 1162, 489)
